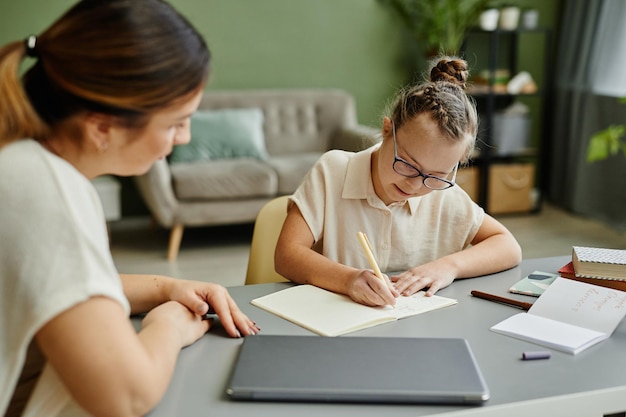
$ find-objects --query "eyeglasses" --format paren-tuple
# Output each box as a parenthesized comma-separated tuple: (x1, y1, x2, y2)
(391, 122, 458, 190)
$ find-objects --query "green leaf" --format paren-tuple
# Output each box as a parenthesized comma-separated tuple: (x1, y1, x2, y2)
(379, 0, 490, 56)
(587, 125, 626, 162)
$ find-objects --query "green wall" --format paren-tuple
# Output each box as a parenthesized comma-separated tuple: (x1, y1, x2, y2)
(0, 0, 561, 127)
(0, 0, 408, 127)
(0, 0, 561, 215)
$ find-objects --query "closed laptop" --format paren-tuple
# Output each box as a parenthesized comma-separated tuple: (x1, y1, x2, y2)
(227, 335, 489, 405)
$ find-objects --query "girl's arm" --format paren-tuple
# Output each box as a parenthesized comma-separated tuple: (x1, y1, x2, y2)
(461, 213, 523, 275)
(35, 296, 208, 417)
(392, 214, 522, 296)
(275, 202, 397, 306)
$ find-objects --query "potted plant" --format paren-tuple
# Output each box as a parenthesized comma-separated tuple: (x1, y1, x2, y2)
(379, 0, 492, 57)
(587, 97, 626, 162)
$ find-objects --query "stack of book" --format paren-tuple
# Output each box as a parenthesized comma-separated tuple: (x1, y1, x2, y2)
(558, 246, 626, 292)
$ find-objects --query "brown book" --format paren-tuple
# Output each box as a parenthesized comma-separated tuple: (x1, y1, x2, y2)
(559, 261, 626, 292)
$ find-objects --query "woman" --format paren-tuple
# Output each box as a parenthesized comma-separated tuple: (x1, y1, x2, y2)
(0, 1, 259, 416)
(275, 57, 522, 307)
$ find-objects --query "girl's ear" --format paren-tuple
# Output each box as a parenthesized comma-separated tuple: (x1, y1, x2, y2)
(83, 113, 114, 153)
(382, 117, 393, 140)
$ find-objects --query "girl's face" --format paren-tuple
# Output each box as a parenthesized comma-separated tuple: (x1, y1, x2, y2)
(372, 114, 467, 206)
(108, 89, 203, 176)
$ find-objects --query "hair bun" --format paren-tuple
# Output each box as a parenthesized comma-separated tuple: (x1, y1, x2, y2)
(430, 58, 469, 89)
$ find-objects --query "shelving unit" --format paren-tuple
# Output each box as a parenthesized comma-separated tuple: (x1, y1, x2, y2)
(461, 27, 552, 214)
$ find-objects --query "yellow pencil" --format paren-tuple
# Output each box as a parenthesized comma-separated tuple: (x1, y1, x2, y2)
(357, 231, 385, 282)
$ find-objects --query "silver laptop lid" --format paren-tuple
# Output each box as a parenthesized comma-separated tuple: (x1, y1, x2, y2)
(227, 335, 489, 405)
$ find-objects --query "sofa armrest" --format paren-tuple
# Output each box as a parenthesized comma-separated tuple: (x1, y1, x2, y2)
(133, 159, 179, 227)
(331, 124, 381, 152)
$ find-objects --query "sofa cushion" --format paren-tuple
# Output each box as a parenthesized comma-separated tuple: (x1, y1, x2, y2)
(168, 108, 268, 164)
(266, 152, 323, 194)
(171, 159, 277, 200)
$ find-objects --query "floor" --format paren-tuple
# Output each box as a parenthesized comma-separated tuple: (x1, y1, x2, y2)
(110, 203, 626, 288)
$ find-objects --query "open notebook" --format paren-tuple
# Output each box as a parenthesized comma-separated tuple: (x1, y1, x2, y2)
(227, 335, 490, 404)
(251, 284, 457, 336)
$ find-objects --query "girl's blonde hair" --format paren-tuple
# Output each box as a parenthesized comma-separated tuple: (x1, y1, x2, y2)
(386, 56, 478, 163)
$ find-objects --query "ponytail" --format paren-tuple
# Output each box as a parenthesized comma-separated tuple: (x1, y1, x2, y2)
(0, 41, 46, 144)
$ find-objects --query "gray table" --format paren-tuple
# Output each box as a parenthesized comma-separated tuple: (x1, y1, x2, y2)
(146, 256, 626, 417)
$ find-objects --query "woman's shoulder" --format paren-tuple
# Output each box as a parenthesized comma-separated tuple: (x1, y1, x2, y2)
(0, 139, 97, 219)
(0, 138, 40, 160)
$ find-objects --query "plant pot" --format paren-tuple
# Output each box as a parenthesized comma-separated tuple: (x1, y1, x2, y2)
(499, 6, 520, 30)
(479, 8, 500, 31)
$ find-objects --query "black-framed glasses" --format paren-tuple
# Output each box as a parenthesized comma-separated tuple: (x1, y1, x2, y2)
(391, 122, 458, 190)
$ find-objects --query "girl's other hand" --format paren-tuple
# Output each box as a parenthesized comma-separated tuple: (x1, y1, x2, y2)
(391, 262, 455, 297)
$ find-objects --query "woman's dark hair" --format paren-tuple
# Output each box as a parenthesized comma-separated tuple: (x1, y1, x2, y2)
(0, 0, 210, 142)
(385, 56, 478, 163)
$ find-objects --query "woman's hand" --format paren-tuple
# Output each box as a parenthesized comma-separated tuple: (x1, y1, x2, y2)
(167, 280, 260, 337)
(391, 261, 456, 297)
(142, 301, 210, 347)
(347, 270, 399, 306)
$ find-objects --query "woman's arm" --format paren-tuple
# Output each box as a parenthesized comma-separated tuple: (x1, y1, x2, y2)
(120, 274, 259, 338)
(275, 202, 397, 306)
(392, 214, 522, 296)
(35, 296, 208, 417)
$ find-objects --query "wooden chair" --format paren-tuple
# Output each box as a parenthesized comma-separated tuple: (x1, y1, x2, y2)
(245, 196, 291, 285)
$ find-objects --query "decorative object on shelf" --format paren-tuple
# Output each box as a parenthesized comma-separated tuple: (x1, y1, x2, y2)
(492, 102, 531, 156)
(469, 68, 510, 94)
(507, 71, 537, 94)
(586, 96, 626, 162)
(499, 5, 521, 30)
(521, 8, 539, 29)
(487, 163, 535, 214)
(378, 0, 490, 56)
(479, 7, 500, 31)
(468, 70, 536, 95)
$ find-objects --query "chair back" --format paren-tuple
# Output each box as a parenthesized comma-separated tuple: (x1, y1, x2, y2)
(245, 196, 291, 285)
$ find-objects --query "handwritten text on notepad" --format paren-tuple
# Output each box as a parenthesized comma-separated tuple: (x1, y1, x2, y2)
(571, 287, 626, 313)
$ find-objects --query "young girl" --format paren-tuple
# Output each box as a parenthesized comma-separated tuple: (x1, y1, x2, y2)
(275, 57, 522, 307)
(0, 1, 259, 416)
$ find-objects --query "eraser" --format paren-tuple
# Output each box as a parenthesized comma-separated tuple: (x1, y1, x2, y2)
(522, 351, 551, 360)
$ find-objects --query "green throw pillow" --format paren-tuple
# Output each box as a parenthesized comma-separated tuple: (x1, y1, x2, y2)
(169, 108, 268, 164)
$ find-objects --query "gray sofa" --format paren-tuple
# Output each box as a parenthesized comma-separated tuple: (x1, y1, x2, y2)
(134, 89, 379, 260)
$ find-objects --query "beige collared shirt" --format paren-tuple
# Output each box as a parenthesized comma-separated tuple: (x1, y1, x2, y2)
(291, 146, 484, 272)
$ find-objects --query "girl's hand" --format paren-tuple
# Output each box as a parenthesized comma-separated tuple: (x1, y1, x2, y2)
(391, 262, 456, 297)
(347, 270, 399, 306)
(167, 280, 260, 337)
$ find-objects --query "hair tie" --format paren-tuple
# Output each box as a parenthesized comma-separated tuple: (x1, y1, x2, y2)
(25, 35, 38, 58)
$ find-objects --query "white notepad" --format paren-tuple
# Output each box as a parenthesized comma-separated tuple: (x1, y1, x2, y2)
(251, 284, 457, 336)
(491, 277, 626, 354)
